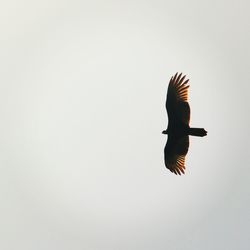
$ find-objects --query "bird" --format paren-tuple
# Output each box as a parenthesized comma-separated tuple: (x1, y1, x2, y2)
(162, 73, 207, 175)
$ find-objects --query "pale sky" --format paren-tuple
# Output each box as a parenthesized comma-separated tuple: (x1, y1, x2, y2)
(0, 1, 249, 249)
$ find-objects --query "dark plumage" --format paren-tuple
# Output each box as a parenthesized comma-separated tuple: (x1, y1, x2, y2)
(162, 73, 207, 175)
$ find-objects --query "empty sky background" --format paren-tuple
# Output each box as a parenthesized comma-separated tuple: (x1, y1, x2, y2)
(0, 0, 250, 249)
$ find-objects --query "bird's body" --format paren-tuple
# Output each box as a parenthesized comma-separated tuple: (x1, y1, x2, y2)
(163, 73, 207, 175)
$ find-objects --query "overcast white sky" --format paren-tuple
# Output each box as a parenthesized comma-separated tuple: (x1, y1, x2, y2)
(0, 1, 250, 249)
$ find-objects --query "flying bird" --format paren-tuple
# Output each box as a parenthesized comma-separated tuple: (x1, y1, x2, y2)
(162, 73, 207, 175)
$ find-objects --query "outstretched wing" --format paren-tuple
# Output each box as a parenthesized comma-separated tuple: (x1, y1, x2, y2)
(166, 73, 190, 125)
(164, 135, 189, 175)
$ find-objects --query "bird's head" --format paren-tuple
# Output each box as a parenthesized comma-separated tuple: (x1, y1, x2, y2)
(162, 130, 168, 134)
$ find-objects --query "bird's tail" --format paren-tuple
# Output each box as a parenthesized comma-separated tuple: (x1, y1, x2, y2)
(188, 128, 207, 137)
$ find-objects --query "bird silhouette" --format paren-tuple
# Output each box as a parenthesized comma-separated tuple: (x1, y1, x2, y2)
(162, 73, 207, 175)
